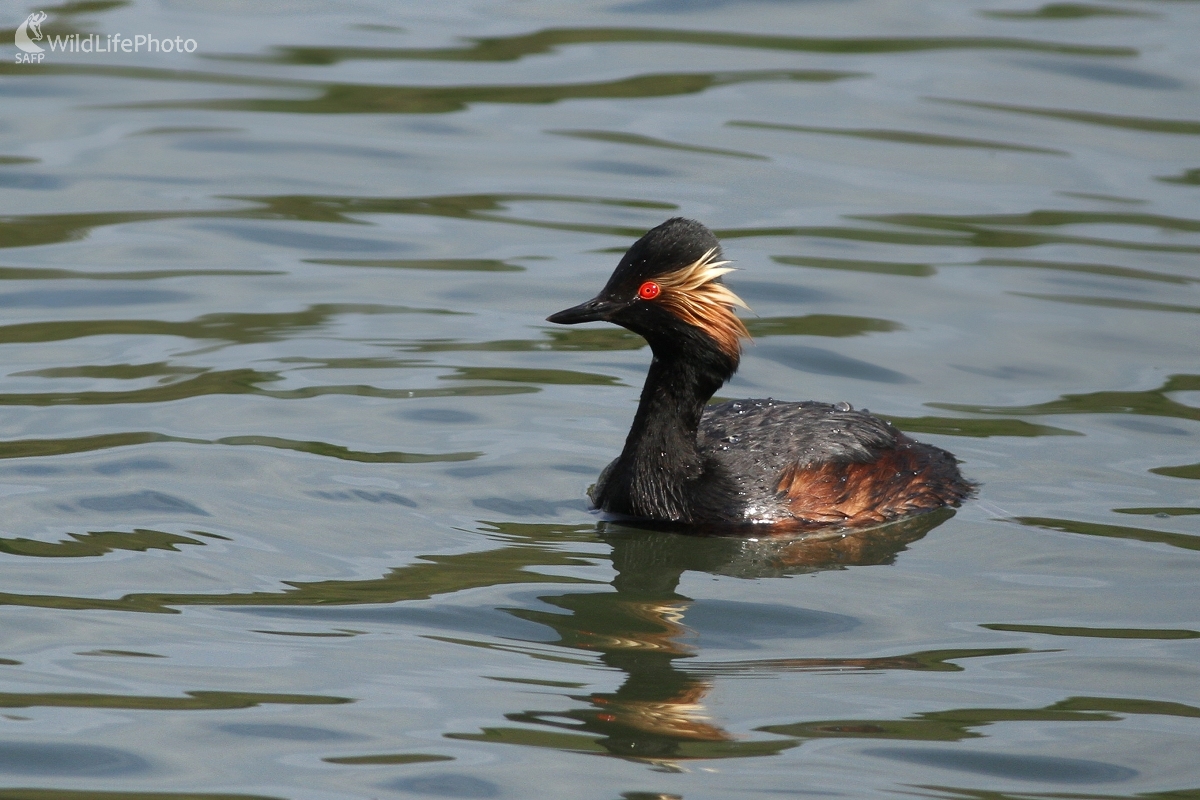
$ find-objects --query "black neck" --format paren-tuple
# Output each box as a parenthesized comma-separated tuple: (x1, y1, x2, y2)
(597, 333, 738, 521)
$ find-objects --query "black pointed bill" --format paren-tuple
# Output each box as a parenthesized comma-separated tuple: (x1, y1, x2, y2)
(546, 296, 621, 325)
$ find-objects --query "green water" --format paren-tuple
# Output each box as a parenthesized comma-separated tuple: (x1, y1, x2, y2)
(0, 0, 1197, 798)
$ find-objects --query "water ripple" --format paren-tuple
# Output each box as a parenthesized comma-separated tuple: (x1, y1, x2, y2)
(933, 374, 1200, 421)
(982, 623, 1200, 640)
(729, 120, 1067, 155)
(862, 747, 1137, 783)
(0, 690, 351, 711)
(202, 27, 1136, 66)
(0, 432, 481, 464)
(983, 3, 1157, 20)
(933, 97, 1200, 134)
(0, 742, 149, 777)
(1015, 516, 1200, 552)
(105, 69, 864, 115)
(0, 528, 206, 558)
(549, 129, 768, 160)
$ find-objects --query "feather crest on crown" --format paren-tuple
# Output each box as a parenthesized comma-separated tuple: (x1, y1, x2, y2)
(655, 248, 751, 357)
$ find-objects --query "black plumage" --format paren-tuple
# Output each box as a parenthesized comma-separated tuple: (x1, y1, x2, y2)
(548, 218, 973, 530)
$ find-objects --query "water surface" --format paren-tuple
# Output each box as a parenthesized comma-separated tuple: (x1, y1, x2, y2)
(0, 0, 1197, 798)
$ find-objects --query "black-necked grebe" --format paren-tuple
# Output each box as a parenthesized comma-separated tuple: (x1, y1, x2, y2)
(547, 217, 973, 529)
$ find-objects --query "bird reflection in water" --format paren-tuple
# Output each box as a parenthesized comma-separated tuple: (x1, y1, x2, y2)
(451, 509, 953, 768)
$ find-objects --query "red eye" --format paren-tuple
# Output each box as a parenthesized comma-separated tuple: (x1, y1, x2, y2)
(637, 281, 661, 300)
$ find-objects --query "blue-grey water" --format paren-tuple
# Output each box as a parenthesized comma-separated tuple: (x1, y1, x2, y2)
(1, 1, 1198, 798)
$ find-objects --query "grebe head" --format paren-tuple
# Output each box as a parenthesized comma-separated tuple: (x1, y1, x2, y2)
(547, 218, 750, 359)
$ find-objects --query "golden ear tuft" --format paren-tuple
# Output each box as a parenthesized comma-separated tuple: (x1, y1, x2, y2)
(654, 248, 751, 358)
